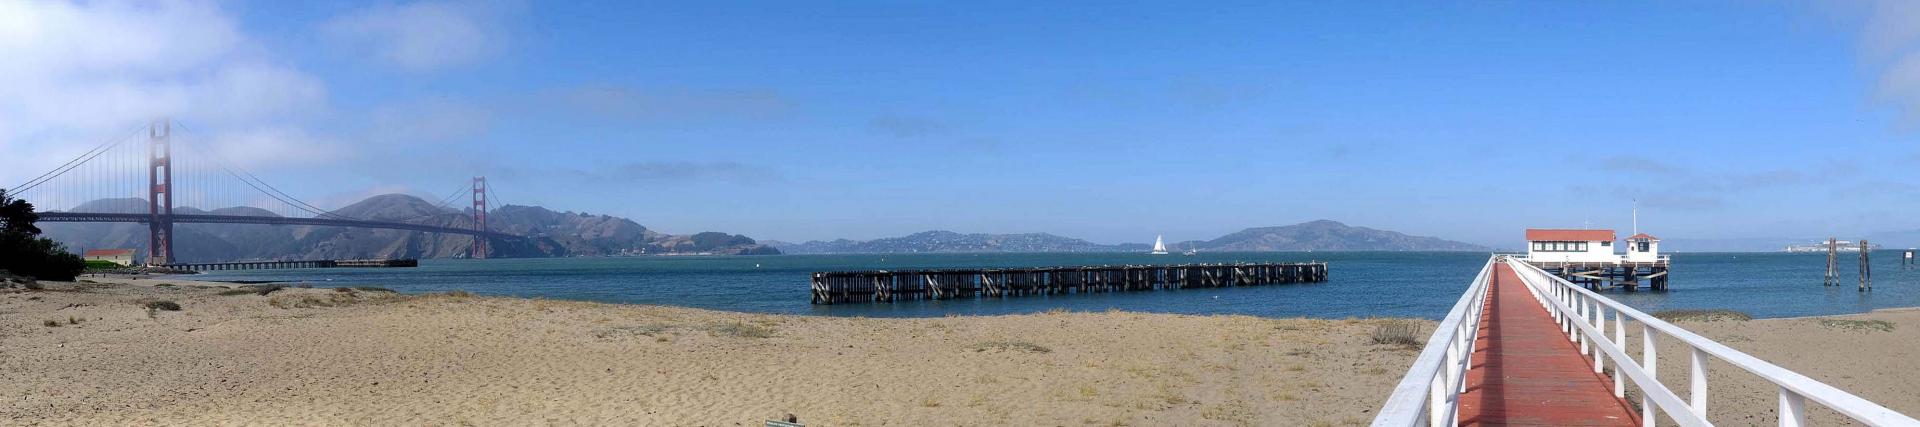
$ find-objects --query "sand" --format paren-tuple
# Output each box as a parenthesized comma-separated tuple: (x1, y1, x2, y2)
(0, 276, 1424, 426)
(1635, 308, 1920, 425)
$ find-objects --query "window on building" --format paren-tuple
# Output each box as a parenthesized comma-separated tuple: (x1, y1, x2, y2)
(1531, 241, 1594, 252)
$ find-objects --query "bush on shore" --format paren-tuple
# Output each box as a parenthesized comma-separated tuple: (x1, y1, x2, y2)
(0, 190, 84, 281)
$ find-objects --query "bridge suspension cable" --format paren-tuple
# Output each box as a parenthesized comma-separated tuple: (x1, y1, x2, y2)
(8, 124, 144, 195)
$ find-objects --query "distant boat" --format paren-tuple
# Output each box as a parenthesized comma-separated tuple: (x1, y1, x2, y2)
(1183, 244, 1197, 256)
(1151, 235, 1169, 255)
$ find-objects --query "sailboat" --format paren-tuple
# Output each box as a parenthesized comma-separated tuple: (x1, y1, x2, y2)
(1151, 235, 1169, 255)
(1183, 244, 1198, 256)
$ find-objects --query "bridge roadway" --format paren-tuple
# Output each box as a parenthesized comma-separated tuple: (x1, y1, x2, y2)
(1457, 262, 1638, 426)
(36, 212, 519, 239)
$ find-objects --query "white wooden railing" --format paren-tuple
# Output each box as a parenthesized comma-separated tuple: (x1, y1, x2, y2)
(1371, 254, 1498, 426)
(1374, 255, 1919, 427)
(1504, 258, 1919, 427)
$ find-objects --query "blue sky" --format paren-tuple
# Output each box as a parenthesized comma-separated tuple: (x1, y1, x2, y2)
(5, 1, 1920, 247)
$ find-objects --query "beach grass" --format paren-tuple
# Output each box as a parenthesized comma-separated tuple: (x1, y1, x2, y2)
(705, 322, 776, 338)
(967, 340, 1052, 353)
(1369, 319, 1424, 348)
(1652, 309, 1752, 323)
(1819, 319, 1895, 332)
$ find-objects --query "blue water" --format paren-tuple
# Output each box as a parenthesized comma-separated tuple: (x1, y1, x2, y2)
(183, 252, 1920, 319)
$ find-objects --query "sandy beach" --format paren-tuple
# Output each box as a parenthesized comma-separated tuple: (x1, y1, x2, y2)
(1, 276, 1421, 426)
(1638, 308, 1920, 425)
(11, 276, 1920, 426)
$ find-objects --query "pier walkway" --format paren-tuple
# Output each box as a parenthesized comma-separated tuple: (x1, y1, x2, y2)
(1374, 255, 1918, 427)
(1457, 263, 1636, 426)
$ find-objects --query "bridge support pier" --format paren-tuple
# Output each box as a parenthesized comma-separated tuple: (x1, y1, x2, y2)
(147, 120, 174, 266)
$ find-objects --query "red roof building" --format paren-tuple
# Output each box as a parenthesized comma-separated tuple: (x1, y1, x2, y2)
(1525, 229, 1617, 242)
(82, 248, 137, 266)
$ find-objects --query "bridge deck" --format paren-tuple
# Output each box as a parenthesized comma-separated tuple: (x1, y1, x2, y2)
(1458, 263, 1639, 426)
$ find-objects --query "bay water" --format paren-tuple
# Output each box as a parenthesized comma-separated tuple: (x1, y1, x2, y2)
(184, 251, 1918, 319)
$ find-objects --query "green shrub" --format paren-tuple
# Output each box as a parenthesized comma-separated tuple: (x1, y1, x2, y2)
(0, 191, 84, 281)
(0, 231, 84, 281)
(144, 300, 182, 311)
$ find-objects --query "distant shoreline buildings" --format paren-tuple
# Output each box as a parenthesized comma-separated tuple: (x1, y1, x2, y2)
(1782, 241, 1880, 253)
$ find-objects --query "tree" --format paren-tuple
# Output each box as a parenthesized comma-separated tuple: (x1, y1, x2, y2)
(0, 189, 82, 281)
(0, 189, 40, 234)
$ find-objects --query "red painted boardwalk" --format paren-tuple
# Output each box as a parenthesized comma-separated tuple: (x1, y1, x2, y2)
(1458, 263, 1640, 426)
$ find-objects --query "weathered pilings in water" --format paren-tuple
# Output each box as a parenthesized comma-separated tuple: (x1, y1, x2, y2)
(162, 258, 419, 272)
(1860, 240, 1872, 292)
(1825, 237, 1841, 287)
(809, 262, 1328, 305)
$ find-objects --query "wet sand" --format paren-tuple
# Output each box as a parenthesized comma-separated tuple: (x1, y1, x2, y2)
(1, 277, 1422, 426)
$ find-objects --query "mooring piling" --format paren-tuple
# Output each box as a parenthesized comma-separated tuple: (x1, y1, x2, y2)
(1825, 237, 1841, 287)
(1861, 240, 1872, 292)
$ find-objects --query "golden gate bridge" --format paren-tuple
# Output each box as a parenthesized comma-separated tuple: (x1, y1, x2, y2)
(9, 119, 518, 266)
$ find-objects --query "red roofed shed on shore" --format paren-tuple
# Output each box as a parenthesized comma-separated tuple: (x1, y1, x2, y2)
(1525, 229, 1617, 242)
(1628, 233, 1659, 241)
(83, 249, 134, 257)
(82, 248, 137, 267)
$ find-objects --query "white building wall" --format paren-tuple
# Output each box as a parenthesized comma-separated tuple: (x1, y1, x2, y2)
(1526, 240, 1620, 263)
(1626, 240, 1660, 263)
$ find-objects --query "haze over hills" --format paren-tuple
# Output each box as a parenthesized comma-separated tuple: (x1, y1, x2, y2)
(767, 220, 1487, 254)
(40, 194, 778, 263)
(765, 231, 1151, 254)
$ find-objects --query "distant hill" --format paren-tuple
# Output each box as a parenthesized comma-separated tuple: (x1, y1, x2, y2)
(40, 194, 777, 263)
(1187, 220, 1487, 252)
(767, 220, 1482, 254)
(768, 231, 1145, 254)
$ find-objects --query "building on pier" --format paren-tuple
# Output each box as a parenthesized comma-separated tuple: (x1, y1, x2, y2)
(1522, 228, 1669, 291)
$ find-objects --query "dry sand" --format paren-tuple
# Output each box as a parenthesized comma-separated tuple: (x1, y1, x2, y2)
(1634, 308, 1920, 426)
(0, 276, 1423, 426)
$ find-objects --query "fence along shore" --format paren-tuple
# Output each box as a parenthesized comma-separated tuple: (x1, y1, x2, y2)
(810, 262, 1328, 304)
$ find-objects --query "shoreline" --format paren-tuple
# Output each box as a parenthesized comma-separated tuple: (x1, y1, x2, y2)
(8, 277, 1920, 425)
(1, 278, 1424, 425)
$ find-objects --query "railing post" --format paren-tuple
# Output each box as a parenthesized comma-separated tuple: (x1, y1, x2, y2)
(1428, 371, 1447, 427)
(1574, 294, 1589, 350)
(1593, 306, 1606, 373)
(1691, 347, 1708, 418)
(1613, 310, 1627, 398)
(1643, 327, 1660, 426)
(1445, 328, 1460, 402)
(1779, 388, 1806, 427)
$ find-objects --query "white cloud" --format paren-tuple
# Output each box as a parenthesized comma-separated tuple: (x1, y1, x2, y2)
(367, 100, 494, 145)
(1859, 0, 1920, 124)
(0, 0, 334, 187)
(192, 126, 344, 169)
(320, 1, 509, 72)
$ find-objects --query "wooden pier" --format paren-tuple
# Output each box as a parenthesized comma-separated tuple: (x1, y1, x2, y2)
(809, 262, 1327, 304)
(163, 258, 419, 271)
(1525, 259, 1669, 291)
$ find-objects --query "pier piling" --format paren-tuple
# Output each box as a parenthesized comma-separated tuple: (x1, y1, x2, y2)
(809, 262, 1328, 305)
(1861, 240, 1872, 292)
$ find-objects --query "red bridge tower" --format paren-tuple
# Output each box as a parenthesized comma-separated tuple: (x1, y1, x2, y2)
(147, 120, 174, 266)
(471, 176, 488, 259)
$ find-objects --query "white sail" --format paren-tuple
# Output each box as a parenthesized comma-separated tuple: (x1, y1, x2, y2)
(1151, 235, 1168, 255)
